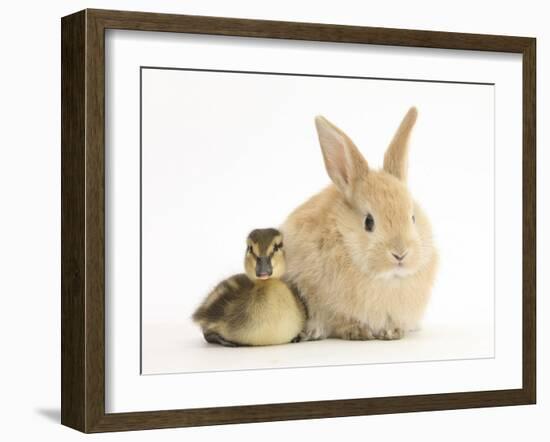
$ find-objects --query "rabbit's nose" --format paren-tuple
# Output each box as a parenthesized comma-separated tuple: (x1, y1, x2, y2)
(392, 251, 408, 262)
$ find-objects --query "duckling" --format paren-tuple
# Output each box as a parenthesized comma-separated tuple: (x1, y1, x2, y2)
(192, 228, 307, 347)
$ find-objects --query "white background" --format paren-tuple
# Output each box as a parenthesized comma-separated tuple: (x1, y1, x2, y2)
(0, 0, 546, 440)
(107, 28, 523, 413)
(108, 27, 526, 412)
(139, 65, 496, 374)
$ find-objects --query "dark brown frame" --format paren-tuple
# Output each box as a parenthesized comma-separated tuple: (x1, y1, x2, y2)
(61, 8, 536, 433)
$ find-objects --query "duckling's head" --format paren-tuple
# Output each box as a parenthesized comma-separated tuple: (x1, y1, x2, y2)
(244, 228, 285, 281)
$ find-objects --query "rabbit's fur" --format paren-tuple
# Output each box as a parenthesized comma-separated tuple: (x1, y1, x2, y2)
(281, 108, 438, 341)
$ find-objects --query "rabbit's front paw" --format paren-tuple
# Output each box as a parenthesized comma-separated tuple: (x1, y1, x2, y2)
(347, 324, 375, 340)
(332, 322, 375, 340)
(299, 327, 324, 341)
(375, 328, 404, 340)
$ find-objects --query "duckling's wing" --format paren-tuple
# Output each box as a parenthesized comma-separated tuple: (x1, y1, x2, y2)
(192, 273, 253, 323)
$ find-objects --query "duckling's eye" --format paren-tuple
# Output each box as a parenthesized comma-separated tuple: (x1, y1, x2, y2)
(247, 245, 253, 254)
(364, 213, 375, 232)
(412, 215, 416, 224)
(273, 242, 283, 252)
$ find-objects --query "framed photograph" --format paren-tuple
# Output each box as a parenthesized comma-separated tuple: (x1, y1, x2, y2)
(61, 9, 536, 433)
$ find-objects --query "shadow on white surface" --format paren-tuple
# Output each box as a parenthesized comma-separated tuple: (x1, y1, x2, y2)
(142, 320, 493, 375)
(35, 408, 60, 424)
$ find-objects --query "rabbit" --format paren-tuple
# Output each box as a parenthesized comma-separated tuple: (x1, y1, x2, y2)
(280, 107, 438, 341)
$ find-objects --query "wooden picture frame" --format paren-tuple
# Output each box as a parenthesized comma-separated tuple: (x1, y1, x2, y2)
(61, 8, 536, 433)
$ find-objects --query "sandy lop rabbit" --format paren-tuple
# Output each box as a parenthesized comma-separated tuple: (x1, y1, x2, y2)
(281, 107, 438, 341)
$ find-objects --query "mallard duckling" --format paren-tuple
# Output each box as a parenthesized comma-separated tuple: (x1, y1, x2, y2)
(192, 228, 307, 346)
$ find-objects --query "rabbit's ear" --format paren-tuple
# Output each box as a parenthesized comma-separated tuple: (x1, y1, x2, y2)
(383, 107, 418, 181)
(315, 116, 369, 198)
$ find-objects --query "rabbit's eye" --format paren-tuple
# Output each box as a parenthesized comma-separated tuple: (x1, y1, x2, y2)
(364, 213, 375, 232)
(412, 215, 416, 224)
